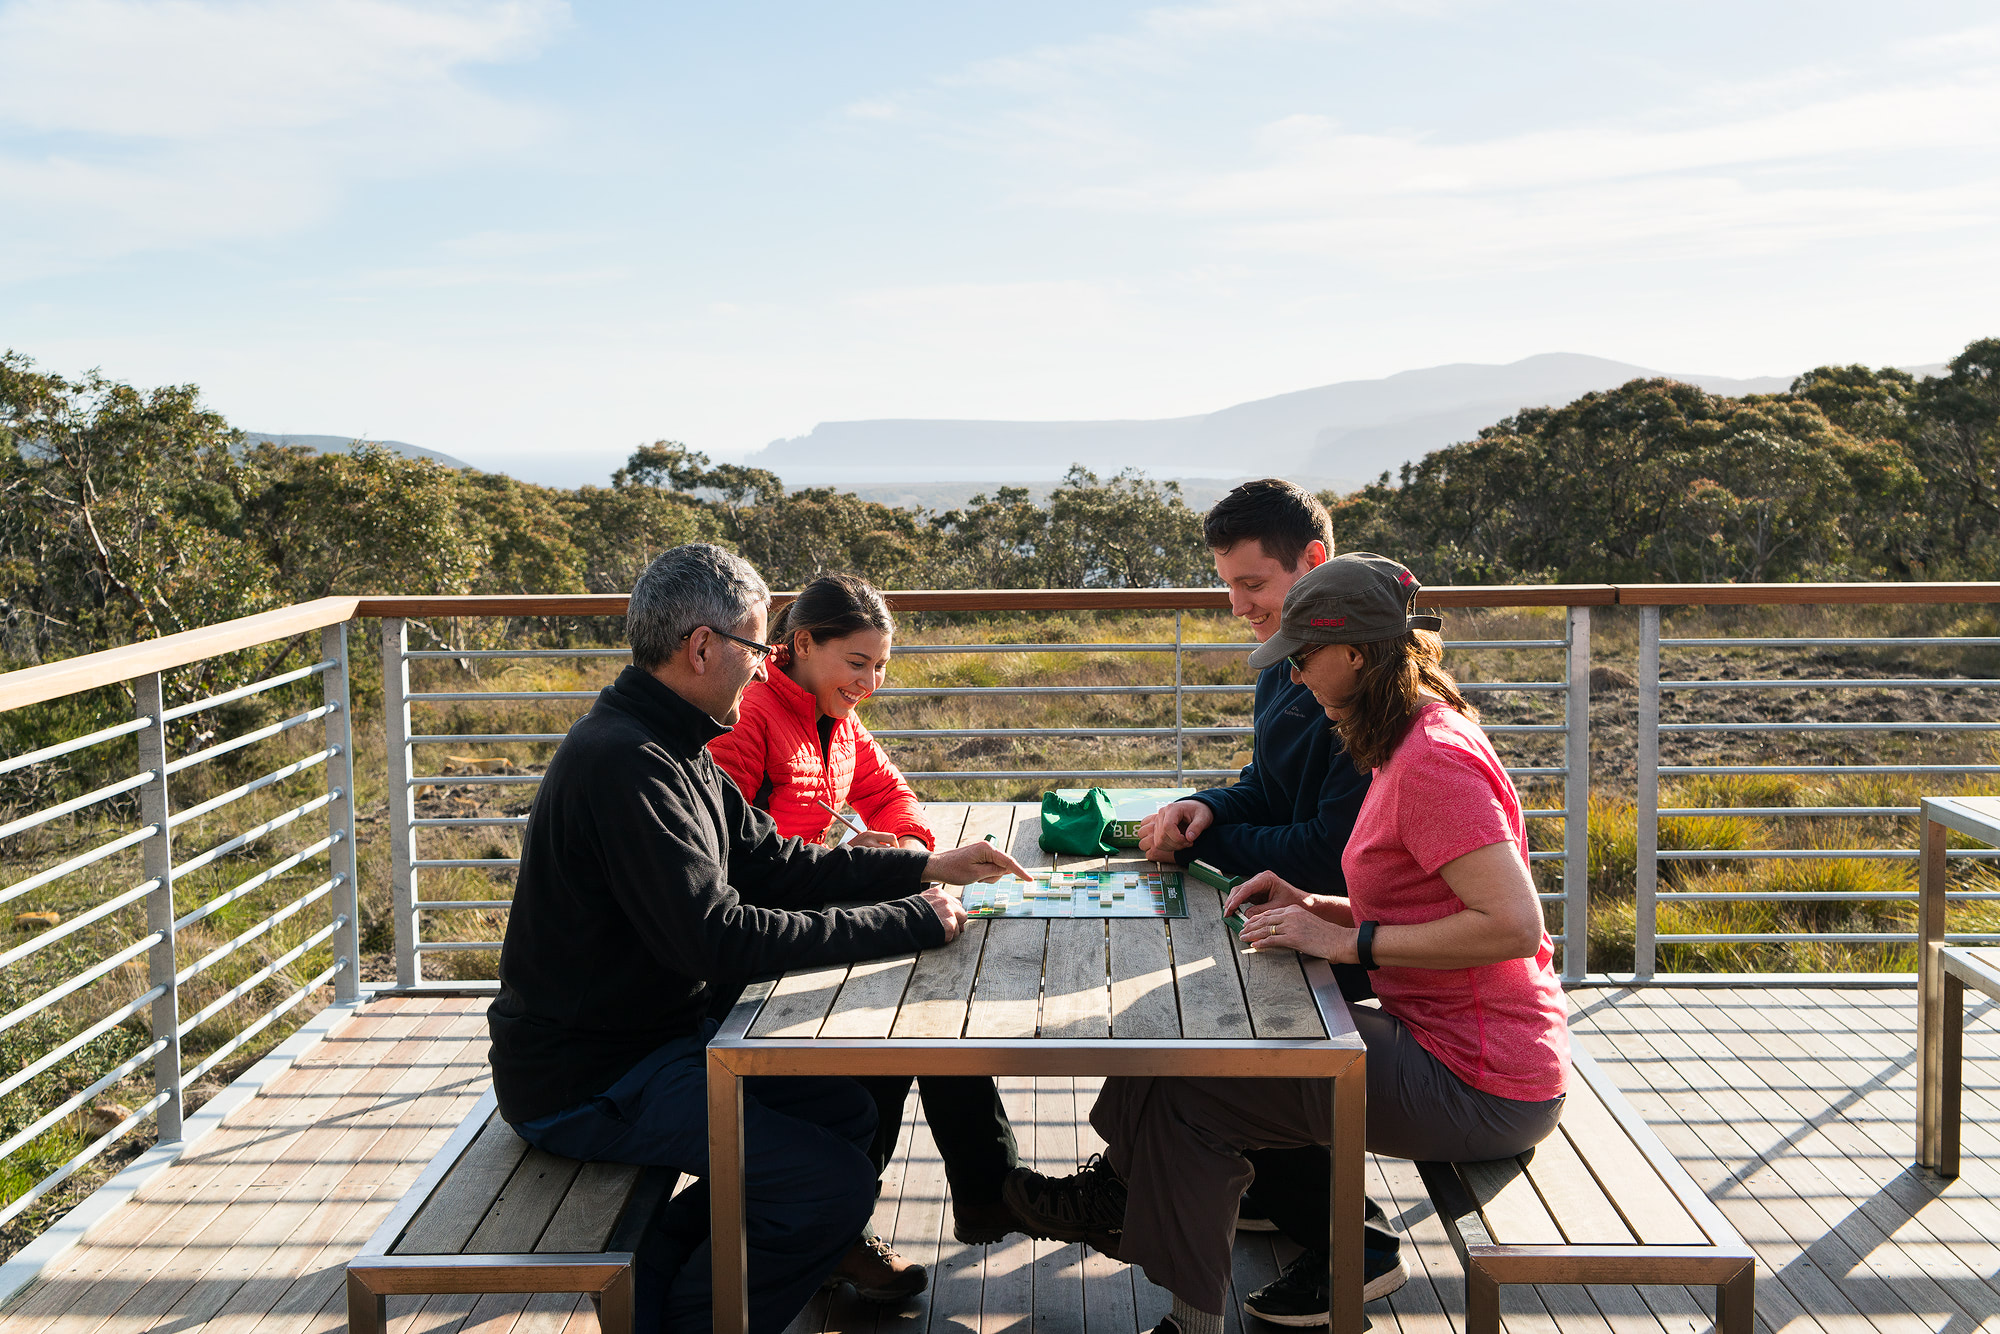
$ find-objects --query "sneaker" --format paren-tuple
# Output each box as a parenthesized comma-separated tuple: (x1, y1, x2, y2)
(1150, 1319, 1183, 1334)
(953, 1197, 1023, 1244)
(1000, 1154, 1127, 1255)
(1241, 1247, 1409, 1325)
(1236, 1195, 1280, 1232)
(829, 1234, 927, 1303)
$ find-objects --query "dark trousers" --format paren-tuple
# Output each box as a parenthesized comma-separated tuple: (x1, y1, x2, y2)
(855, 1074, 1019, 1207)
(514, 1021, 878, 1334)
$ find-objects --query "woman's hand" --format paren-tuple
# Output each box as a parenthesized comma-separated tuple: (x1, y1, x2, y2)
(1240, 903, 1353, 962)
(899, 836, 930, 852)
(1223, 871, 1352, 926)
(849, 830, 898, 848)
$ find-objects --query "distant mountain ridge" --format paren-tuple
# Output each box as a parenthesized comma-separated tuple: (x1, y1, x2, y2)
(241, 433, 473, 471)
(746, 353, 1798, 489)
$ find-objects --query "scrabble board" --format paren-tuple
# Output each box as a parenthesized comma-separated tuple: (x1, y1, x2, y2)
(961, 868, 1188, 918)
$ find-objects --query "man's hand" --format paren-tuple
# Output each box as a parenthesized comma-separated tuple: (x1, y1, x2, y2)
(920, 885, 968, 941)
(1137, 800, 1213, 862)
(924, 839, 1032, 885)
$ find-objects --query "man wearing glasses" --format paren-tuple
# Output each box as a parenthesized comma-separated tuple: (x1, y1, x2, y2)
(488, 543, 1029, 1334)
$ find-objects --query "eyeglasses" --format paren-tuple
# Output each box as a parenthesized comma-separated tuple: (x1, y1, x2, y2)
(689, 626, 775, 662)
(1285, 643, 1325, 672)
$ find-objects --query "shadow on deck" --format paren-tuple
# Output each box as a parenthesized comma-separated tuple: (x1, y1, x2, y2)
(2, 988, 1996, 1334)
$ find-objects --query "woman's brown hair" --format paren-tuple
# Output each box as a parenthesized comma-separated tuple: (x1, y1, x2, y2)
(1331, 630, 1474, 773)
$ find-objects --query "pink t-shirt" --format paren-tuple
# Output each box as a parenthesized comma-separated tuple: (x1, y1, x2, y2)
(1342, 701, 1569, 1102)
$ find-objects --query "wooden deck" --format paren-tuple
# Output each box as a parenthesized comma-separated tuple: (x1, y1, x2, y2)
(2, 986, 1996, 1334)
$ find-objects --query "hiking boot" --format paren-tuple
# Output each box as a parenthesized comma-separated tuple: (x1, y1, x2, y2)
(829, 1233, 927, 1303)
(1000, 1154, 1127, 1256)
(953, 1197, 1024, 1245)
(1241, 1247, 1408, 1325)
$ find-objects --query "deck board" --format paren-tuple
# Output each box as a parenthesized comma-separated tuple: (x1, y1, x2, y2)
(7, 988, 2000, 1334)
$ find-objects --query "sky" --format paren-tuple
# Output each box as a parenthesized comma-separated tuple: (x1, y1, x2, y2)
(2, 0, 1997, 486)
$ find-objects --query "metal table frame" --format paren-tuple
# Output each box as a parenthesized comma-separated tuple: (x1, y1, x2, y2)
(707, 956, 1368, 1334)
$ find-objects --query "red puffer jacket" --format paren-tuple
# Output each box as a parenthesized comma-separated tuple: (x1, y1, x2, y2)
(707, 666, 934, 848)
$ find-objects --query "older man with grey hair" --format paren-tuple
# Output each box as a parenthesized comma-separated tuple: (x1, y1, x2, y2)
(489, 543, 1026, 1334)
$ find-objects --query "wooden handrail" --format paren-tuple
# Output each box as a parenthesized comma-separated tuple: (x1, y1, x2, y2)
(1616, 582, 2000, 606)
(15, 580, 2000, 716)
(0, 597, 359, 713)
(349, 585, 1618, 617)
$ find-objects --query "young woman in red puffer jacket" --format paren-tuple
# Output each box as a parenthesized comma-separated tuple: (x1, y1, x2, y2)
(707, 574, 1026, 1294)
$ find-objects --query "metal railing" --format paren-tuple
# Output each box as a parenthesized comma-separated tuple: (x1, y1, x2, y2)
(1629, 585, 2000, 977)
(0, 598, 361, 1229)
(368, 589, 1602, 987)
(13, 578, 2000, 1230)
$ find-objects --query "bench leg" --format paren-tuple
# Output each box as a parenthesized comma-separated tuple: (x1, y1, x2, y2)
(1716, 1261, 1754, 1334)
(346, 1269, 387, 1334)
(1465, 1259, 1501, 1334)
(1941, 972, 1965, 1179)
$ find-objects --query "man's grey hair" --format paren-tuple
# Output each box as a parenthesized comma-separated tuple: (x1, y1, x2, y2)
(629, 544, 770, 670)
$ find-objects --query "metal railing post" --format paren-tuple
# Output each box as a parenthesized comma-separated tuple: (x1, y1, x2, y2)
(382, 617, 419, 989)
(1635, 606, 1660, 980)
(1562, 606, 1591, 983)
(322, 622, 361, 1003)
(1174, 611, 1185, 784)
(133, 672, 184, 1141)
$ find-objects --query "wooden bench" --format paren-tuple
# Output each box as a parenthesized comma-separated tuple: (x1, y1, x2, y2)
(1416, 1044, 1754, 1334)
(345, 1089, 677, 1334)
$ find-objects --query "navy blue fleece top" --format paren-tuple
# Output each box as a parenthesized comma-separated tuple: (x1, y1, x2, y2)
(1184, 666, 1371, 891)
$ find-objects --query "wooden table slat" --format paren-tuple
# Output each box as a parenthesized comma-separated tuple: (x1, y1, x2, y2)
(966, 920, 1049, 1038)
(1041, 919, 1112, 1038)
(746, 962, 850, 1038)
(1170, 885, 1255, 1040)
(820, 953, 920, 1038)
(891, 920, 986, 1038)
(1107, 918, 1180, 1039)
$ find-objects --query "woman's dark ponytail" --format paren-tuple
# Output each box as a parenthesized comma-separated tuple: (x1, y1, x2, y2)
(771, 574, 894, 657)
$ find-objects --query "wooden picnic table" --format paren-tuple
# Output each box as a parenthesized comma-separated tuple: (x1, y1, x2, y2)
(706, 800, 1368, 1334)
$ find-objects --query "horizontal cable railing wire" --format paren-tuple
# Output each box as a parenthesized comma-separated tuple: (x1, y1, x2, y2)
(0, 613, 360, 1236)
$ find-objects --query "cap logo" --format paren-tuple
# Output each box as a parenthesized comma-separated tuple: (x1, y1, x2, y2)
(1396, 570, 1417, 589)
(1310, 617, 1347, 627)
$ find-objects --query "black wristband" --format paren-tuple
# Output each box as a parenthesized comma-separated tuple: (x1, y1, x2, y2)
(1356, 919, 1381, 971)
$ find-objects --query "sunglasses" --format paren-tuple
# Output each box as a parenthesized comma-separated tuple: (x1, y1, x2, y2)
(689, 626, 775, 662)
(1285, 643, 1326, 673)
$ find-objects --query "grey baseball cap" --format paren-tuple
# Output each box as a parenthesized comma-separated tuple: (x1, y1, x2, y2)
(1245, 553, 1444, 670)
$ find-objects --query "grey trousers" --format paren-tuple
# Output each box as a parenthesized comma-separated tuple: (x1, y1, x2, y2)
(1089, 1005, 1565, 1314)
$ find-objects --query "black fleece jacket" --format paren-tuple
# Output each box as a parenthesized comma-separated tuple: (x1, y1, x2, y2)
(488, 665, 942, 1123)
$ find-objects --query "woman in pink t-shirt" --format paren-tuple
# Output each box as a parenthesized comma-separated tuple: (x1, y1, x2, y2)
(1002, 554, 1568, 1334)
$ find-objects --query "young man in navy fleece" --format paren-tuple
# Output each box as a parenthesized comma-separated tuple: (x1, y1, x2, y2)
(1137, 479, 1406, 1320)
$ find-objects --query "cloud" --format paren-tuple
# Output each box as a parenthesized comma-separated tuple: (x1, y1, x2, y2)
(0, 0, 567, 277)
(851, 6, 2000, 274)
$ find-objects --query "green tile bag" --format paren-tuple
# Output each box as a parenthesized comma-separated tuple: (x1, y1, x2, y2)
(1039, 787, 1119, 855)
